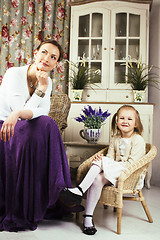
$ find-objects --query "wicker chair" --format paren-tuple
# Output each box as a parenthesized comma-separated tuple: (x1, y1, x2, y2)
(48, 94, 71, 135)
(76, 143, 157, 234)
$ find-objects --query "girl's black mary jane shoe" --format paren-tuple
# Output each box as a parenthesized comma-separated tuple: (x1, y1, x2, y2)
(83, 214, 97, 235)
(59, 186, 83, 207)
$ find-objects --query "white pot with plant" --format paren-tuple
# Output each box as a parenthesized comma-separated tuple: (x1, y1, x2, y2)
(67, 60, 100, 102)
(75, 105, 111, 143)
(124, 57, 160, 102)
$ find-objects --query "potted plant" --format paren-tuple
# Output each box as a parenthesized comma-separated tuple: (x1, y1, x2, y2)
(124, 57, 160, 102)
(67, 60, 100, 101)
(75, 105, 111, 143)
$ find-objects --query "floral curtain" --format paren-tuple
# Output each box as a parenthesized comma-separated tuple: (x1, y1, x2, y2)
(0, 0, 71, 94)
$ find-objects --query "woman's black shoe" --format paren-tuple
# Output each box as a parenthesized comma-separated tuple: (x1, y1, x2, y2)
(59, 186, 83, 207)
(83, 215, 97, 235)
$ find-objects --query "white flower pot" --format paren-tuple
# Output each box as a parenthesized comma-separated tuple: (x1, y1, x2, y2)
(79, 128, 101, 144)
(133, 90, 146, 103)
(71, 89, 83, 102)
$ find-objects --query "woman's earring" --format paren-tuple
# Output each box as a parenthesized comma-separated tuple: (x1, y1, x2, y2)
(33, 50, 38, 60)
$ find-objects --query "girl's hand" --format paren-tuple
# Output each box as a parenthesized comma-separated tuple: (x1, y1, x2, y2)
(0, 111, 19, 142)
(92, 154, 103, 162)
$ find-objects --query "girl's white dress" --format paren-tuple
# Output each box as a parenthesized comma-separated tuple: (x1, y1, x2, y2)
(92, 133, 145, 187)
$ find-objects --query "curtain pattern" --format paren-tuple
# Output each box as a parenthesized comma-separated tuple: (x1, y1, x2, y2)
(0, 0, 71, 94)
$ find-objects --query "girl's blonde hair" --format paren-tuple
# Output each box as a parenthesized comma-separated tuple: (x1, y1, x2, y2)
(111, 105, 143, 136)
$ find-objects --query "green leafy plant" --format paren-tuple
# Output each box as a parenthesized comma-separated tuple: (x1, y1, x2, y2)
(124, 57, 160, 90)
(66, 60, 101, 90)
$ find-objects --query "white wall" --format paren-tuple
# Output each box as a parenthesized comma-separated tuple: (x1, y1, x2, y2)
(149, 0, 160, 187)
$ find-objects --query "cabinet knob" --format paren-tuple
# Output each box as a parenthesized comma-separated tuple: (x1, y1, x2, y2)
(111, 48, 114, 50)
(104, 48, 107, 50)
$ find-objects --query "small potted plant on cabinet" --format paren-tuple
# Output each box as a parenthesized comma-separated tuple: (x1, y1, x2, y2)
(67, 60, 100, 101)
(75, 105, 111, 143)
(124, 57, 160, 102)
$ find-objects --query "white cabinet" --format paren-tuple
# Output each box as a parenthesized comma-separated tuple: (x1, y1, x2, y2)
(64, 102, 154, 144)
(69, 0, 152, 102)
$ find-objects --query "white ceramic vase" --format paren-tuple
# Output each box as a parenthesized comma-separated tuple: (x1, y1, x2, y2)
(79, 128, 101, 144)
(71, 89, 83, 102)
(133, 90, 146, 103)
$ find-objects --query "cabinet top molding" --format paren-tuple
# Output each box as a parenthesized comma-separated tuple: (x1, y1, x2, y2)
(70, 0, 153, 10)
(70, 102, 155, 105)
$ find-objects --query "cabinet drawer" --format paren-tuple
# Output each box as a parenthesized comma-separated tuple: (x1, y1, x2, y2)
(107, 90, 134, 102)
(82, 89, 106, 102)
(83, 90, 135, 102)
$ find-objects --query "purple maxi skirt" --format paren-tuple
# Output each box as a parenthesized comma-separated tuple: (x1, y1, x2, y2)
(0, 116, 71, 232)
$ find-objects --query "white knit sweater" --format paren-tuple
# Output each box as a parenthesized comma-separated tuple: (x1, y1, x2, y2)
(0, 65, 52, 121)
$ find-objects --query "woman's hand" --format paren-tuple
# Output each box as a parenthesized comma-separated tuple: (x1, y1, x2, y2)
(0, 111, 19, 142)
(92, 154, 103, 162)
(1, 109, 33, 142)
(36, 69, 49, 92)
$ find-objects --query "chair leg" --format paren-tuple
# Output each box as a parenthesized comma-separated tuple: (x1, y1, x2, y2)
(117, 208, 122, 234)
(138, 190, 153, 223)
(113, 207, 117, 212)
(103, 204, 108, 209)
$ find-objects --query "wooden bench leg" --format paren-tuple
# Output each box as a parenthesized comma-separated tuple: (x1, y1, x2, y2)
(117, 208, 122, 234)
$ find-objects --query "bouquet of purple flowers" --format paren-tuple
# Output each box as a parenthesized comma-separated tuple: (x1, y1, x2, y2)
(75, 105, 111, 129)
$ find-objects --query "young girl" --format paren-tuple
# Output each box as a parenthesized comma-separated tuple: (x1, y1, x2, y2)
(59, 105, 145, 235)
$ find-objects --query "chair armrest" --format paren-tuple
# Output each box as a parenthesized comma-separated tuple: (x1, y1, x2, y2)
(77, 146, 109, 183)
(119, 144, 157, 182)
(49, 94, 71, 135)
(117, 144, 157, 191)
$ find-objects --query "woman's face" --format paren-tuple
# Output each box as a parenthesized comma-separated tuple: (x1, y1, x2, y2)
(34, 43, 60, 72)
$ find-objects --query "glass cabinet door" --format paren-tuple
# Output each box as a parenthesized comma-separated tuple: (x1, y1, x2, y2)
(70, 3, 147, 97)
(111, 9, 145, 87)
(77, 12, 103, 84)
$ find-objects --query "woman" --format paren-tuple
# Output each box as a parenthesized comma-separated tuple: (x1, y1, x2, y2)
(0, 39, 71, 231)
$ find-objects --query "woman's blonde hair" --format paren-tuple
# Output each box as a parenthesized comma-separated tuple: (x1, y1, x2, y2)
(111, 105, 143, 136)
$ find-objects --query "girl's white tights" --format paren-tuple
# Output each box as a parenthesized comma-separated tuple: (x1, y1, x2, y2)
(68, 164, 109, 227)
(84, 172, 108, 227)
(68, 164, 101, 195)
